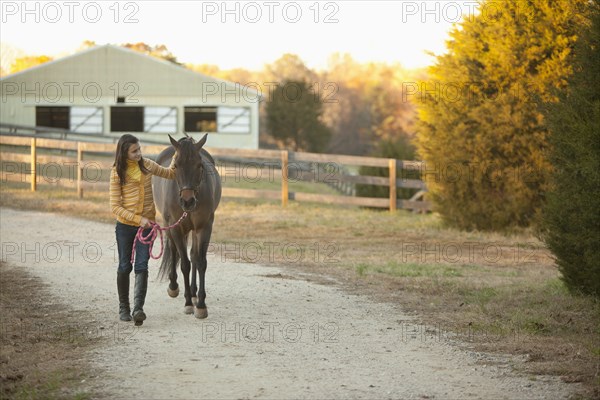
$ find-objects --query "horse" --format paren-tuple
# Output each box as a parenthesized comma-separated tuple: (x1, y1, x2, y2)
(153, 134, 222, 319)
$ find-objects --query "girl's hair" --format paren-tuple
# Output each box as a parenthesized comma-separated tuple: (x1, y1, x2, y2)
(113, 134, 150, 186)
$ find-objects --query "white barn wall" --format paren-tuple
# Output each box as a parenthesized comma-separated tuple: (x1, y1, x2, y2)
(0, 45, 260, 149)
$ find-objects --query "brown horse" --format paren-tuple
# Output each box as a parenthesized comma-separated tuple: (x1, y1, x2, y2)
(153, 134, 221, 318)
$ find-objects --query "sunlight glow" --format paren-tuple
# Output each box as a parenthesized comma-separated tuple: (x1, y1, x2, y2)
(0, 1, 467, 70)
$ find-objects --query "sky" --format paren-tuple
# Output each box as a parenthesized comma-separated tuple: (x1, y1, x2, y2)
(0, 0, 469, 71)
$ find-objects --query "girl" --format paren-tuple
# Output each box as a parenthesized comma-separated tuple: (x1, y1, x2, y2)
(110, 134, 176, 326)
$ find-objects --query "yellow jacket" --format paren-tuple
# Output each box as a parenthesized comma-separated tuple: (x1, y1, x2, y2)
(110, 158, 176, 226)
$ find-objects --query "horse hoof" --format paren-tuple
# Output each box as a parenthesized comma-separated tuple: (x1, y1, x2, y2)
(167, 287, 179, 298)
(192, 296, 198, 306)
(184, 305, 194, 314)
(194, 307, 208, 319)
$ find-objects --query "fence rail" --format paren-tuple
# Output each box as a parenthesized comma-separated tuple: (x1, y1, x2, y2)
(0, 135, 430, 211)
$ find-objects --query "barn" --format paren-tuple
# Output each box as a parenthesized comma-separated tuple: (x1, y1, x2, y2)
(0, 44, 260, 149)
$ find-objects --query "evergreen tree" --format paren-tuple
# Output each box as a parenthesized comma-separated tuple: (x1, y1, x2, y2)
(265, 80, 331, 152)
(541, 1, 600, 296)
(415, 0, 587, 230)
(356, 135, 419, 201)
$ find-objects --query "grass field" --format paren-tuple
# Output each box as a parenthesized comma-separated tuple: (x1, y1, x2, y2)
(1, 180, 598, 397)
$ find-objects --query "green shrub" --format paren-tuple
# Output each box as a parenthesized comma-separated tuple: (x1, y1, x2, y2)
(356, 136, 419, 201)
(414, 0, 587, 231)
(540, 2, 600, 297)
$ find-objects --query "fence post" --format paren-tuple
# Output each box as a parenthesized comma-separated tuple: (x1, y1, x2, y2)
(281, 150, 289, 207)
(30, 137, 36, 192)
(77, 142, 83, 198)
(389, 158, 397, 212)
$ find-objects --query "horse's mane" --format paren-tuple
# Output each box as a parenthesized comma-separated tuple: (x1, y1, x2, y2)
(175, 136, 215, 165)
(177, 136, 195, 146)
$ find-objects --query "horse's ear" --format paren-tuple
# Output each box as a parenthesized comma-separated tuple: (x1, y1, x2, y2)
(195, 134, 208, 151)
(169, 134, 179, 150)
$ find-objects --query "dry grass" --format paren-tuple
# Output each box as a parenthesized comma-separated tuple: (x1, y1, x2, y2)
(0, 262, 99, 399)
(1, 182, 598, 397)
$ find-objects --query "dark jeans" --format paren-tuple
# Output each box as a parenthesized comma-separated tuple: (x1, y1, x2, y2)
(115, 222, 151, 274)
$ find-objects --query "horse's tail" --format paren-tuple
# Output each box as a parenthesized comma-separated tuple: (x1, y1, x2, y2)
(158, 233, 179, 281)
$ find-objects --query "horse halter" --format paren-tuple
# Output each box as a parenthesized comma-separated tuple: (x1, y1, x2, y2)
(179, 185, 201, 199)
(175, 158, 204, 207)
(173, 137, 205, 206)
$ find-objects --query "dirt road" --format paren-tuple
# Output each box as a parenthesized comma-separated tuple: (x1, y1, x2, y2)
(0, 208, 578, 399)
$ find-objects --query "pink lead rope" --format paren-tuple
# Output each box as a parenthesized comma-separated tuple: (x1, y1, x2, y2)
(131, 212, 188, 264)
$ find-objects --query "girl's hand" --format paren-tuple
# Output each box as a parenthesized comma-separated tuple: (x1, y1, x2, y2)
(140, 217, 150, 228)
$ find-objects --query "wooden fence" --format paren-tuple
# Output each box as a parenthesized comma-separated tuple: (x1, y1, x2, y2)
(0, 135, 430, 212)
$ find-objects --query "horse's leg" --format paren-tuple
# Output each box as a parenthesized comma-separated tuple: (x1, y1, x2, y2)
(166, 231, 180, 298)
(170, 229, 193, 314)
(194, 219, 213, 319)
(191, 236, 198, 306)
(181, 252, 194, 314)
(180, 233, 194, 315)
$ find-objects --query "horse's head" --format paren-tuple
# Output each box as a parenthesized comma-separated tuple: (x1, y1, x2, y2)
(169, 134, 208, 212)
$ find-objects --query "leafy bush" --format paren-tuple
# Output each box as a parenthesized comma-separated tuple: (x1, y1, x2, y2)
(414, 0, 587, 230)
(540, 2, 600, 297)
(356, 135, 420, 201)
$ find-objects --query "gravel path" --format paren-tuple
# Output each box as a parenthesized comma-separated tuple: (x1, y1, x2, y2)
(0, 208, 577, 399)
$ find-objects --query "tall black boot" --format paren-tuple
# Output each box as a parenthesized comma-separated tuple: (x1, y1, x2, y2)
(117, 272, 132, 322)
(132, 270, 148, 326)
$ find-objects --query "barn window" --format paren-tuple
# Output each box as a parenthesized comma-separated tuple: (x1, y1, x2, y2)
(36, 106, 69, 130)
(111, 107, 143, 132)
(145, 107, 177, 133)
(218, 107, 250, 134)
(184, 107, 217, 132)
(70, 107, 103, 133)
